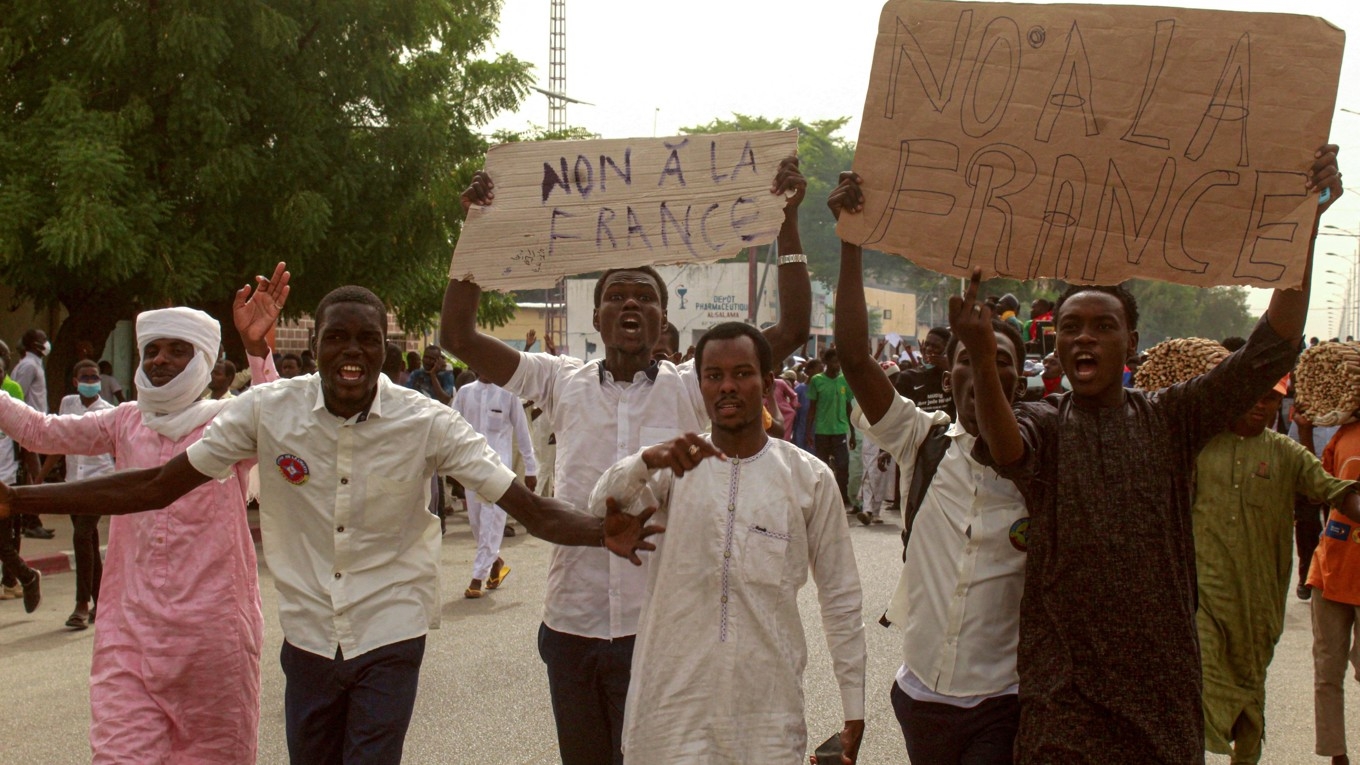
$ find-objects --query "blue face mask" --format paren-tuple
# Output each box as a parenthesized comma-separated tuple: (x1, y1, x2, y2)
(77, 381, 102, 398)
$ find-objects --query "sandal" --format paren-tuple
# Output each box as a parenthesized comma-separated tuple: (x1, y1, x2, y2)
(487, 559, 510, 590)
(65, 611, 89, 630)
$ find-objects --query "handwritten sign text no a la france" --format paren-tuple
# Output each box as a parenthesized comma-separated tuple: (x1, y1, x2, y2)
(837, 0, 1344, 289)
(452, 130, 799, 290)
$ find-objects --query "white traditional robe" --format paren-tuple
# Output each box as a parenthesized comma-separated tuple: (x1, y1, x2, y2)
(589, 436, 865, 764)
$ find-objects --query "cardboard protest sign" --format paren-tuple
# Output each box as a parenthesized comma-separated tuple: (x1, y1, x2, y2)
(838, 0, 1344, 288)
(451, 130, 799, 290)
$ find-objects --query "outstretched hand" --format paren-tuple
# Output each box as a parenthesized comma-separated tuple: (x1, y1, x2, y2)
(773, 155, 807, 210)
(604, 497, 664, 566)
(827, 171, 865, 221)
(234, 262, 290, 357)
(642, 434, 726, 478)
(461, 171, 495, 214)
(947, 268, 998, 359)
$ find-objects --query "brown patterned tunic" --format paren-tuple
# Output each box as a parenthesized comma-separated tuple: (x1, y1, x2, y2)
(974, 316, 1298, 764)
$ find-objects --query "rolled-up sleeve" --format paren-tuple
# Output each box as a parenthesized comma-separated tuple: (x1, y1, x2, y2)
(186, 393, 261, 479)
(431, 408, 516, 505)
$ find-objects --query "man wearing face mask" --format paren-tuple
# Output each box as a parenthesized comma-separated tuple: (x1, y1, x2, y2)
(38, 360, 116, 629)
(893, 327, 954, 419)
(0, 267, 288, 763)
(10, 329, 53, 539)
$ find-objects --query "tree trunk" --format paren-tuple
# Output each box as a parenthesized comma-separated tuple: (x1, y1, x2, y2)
(47, 291, 137, 410)
(201, 297, 245, 368)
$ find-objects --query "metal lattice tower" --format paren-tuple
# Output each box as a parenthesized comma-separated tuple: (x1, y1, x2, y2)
(548, 0, 566, 132)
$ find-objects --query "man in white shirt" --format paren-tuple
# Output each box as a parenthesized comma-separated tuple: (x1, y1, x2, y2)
(10, 328, 53, 539)
(45, 359, 116, 629)
(830, 173, 1029, 764)
(0, 284, 661, 765)
(442, 158, 812, 764)
(589, 322, 865, 764)
(0, 349, 41, 612)
(453, 374, 538, 598)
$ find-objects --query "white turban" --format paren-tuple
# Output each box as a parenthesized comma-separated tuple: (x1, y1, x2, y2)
(134, 307, 228, 440)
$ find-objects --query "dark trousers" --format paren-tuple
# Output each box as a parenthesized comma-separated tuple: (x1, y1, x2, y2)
(280, 635, 425, 765)
(0, 514, 31, 588)
(814, 433, 851, 503)
(1296, 496, 1326, 583)
(891, 681, 1019, 765)
(537, 623, 634, 765)
(71, 515, 102, 606)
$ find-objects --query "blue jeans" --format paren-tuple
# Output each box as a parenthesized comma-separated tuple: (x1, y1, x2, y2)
(280, 635, 425, 765)
(537, 623, 634, 765)
(891, 681, 1018, 765)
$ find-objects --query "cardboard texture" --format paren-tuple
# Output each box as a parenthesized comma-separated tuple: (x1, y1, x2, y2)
(837, 0, 1344, 288)
(451, 130, 799, 290)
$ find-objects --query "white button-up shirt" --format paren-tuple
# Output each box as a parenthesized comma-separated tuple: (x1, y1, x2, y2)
(505, 352, 707, 639)
(589, 437, 865, 762)
(56, 394, 116, 479)
(187, 374, 516, 659)
(856, 395, 1027, 701)
(451, 380, 537, 490)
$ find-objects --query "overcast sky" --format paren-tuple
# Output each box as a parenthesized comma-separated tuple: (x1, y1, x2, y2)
(483, 0, 1360, 339)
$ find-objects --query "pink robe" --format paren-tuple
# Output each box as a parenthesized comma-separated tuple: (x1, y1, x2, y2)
(0, 357, 275, 763)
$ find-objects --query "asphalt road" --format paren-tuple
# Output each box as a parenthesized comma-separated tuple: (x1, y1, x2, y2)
(2, 507, 1356, 764)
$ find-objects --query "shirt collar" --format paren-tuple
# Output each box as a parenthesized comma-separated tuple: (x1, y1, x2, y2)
(310, 374, 385, 423)
(596, 359, 661, 383)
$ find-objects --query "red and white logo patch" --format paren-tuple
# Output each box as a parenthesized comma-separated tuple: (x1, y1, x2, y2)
(276, 454, 310, 485)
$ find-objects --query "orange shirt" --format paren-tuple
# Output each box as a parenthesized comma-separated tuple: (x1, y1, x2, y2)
(1310, 421, 1360, 605)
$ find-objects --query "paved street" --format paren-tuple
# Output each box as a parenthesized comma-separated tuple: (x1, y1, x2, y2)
(3, 507, 1357, 763)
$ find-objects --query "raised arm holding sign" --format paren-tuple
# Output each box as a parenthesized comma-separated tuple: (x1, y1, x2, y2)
(840, 0, 1344, 289)
(439, 153, 811, 765)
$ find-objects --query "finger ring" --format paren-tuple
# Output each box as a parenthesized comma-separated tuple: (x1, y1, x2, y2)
(687, 445, 700, 457)
(971, 305, 982, 314)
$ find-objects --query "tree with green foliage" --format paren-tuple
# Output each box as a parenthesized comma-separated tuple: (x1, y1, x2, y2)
(0, 0, 530, 401)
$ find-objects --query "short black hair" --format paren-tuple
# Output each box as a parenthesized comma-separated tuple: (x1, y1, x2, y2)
(315, 285, 388, 334)
(215, 358, 237, 378)
(820, 347, 839, 363)
(593, 267, 668, 311)
(1055, 284, 1140, 331)
(98, 360, 113, 374)
(72, 358, 100, 376)
(925, 327, 950, 345)
(382, 341, 405, 380)
(281, 352, 302, 365)
(1221, 336, 1247, 352)
(803, 358, 824, 375)
(695, 322, 772, 376)
(424, 344, 442, 354)
(662, 322, 680, 350)
(20, 328, 43, 348)
(946, 318, 1026, 365)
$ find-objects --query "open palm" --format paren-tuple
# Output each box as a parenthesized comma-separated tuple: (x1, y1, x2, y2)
(233, 262, 291, 353)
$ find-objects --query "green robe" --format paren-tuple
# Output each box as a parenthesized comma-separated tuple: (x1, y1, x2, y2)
(1193, 429, 1353, 762)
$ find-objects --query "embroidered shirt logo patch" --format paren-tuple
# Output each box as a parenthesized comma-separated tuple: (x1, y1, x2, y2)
(1009, 518, 1031, 552)
(276, 454, 310, 485)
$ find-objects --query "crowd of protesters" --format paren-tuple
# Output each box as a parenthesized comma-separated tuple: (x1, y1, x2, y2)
(0, 145, 1357, 765)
